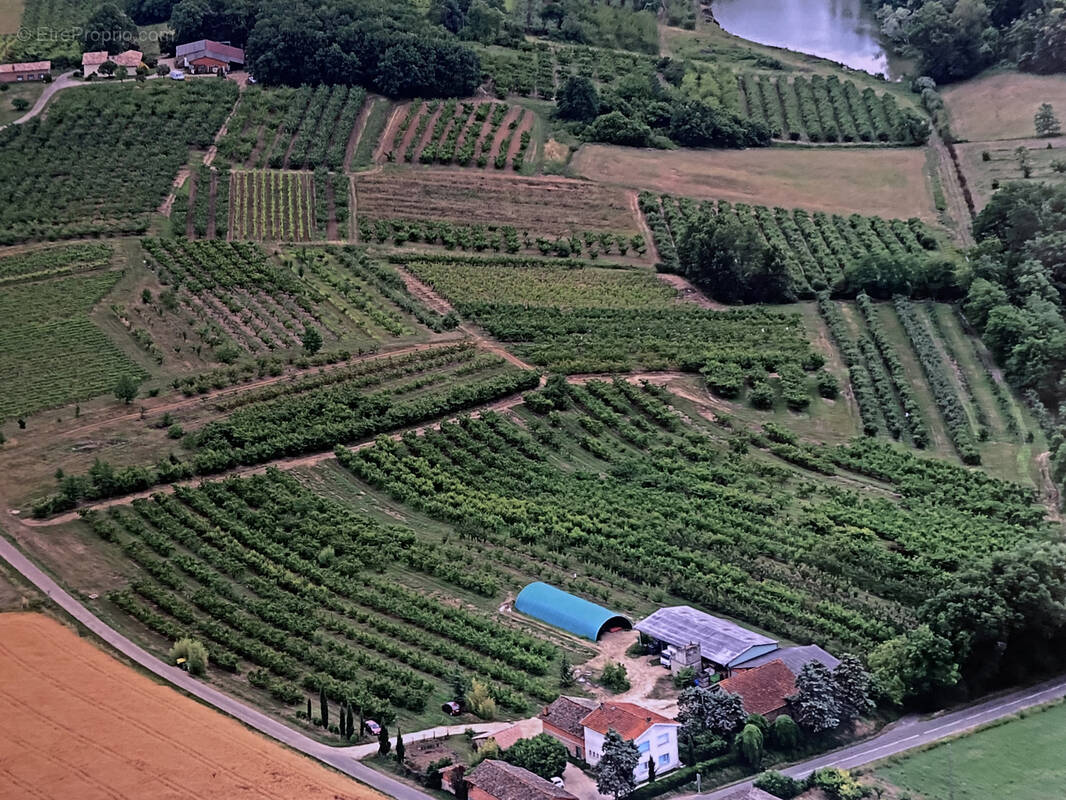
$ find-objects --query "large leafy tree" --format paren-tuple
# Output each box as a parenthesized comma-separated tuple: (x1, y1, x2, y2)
(504, 734, 567, 780)
(596, 730, 639, 800)
(676, 212, 792, 304)
(82, 3, 139, 54)
(556, 75, 599, 121)
(790, 662, 840, 733)
(832, 655, 874, 723)
(868, 624, 960, 706)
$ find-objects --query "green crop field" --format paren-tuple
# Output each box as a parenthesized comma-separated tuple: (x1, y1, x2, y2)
(876, 703, 1066, 799)
(0, 271, 145, 419)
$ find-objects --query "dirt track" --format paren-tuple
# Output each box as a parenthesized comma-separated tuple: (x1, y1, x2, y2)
(0, 613, 384, 800)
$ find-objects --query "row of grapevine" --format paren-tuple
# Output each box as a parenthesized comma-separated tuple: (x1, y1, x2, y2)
(230, 170, 318, 242)
(893, 297, 981, 464)
(855, 293, 930, 447)
(382, 100, 533, 170)
(338, 379, 1045, 655)
(641, 192, 937, 296)
(478, 42, 657, 99)
(218, 86, 367, 170)
(737, 74, 928, 144)
(0, 242, 111, 286)
(86, 470, 561, 721)
(361, 217, 642, 258)
(816, 295, 883, 437)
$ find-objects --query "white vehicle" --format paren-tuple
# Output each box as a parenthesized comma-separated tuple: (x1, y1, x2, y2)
(168, 70, 185, 81)
(247, 75, 257, 84)
(550, 777, 565, 789)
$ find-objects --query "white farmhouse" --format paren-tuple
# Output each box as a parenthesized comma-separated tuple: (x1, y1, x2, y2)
(580, 702, 680, 783)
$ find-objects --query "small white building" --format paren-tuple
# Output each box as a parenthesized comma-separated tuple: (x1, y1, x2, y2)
(580, 702, 680, 784)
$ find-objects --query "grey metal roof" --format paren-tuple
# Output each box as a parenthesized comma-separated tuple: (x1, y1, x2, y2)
(635, 606, 776, 667)
(736, 644, 840, 675)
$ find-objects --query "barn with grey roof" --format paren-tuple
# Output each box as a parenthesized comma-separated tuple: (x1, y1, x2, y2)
(635, 606, 778, 672)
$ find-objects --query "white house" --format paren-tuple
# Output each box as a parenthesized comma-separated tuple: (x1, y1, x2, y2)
(579, 702, 680, 783)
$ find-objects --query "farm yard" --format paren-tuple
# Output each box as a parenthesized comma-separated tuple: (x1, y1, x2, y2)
(572, 144, 940, 221)
(0, 613, 384, 800)
(376, 99, 538, 171)
(0, 81, 237, 245)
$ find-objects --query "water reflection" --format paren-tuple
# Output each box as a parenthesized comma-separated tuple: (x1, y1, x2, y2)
(711, 0, 904, 79)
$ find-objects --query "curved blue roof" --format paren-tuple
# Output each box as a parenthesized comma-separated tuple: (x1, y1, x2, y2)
(515, 582, 631, 640)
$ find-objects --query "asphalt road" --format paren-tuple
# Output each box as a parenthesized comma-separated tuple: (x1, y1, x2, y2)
(3, 533, 1064, 800)
(688, 673, 1066, 799)
(0, 536, 434, 800)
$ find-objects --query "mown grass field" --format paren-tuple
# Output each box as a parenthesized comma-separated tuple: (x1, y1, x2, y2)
(0, 0, 22, 33)
(876, 702, 1066, 800)
(943, 71, 1066, 141)
(571, 144, 939, 221)
(956, 138, 1066, 210)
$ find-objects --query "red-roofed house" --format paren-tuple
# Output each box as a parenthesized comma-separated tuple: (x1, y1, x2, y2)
(176, 39, 245, 74)
(466, 760, 576, 800)
(580, 701, 680, 783)
(716, 659, 797, 720)
(0, 61, 51, 83)
(539, 696, 597, 759)
(82, 50, 142, 77)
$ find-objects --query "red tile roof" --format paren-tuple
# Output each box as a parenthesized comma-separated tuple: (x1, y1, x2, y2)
(82, 51, 109, 66)
(0, 61, 50, 73)
(718, 660, 796, 717)
(540, 696, 597, 741)
(191, 56, 228, 68)
(467, 760, 576, 800)
(579, 702, 677, 740)
(113, 50, 143, 68)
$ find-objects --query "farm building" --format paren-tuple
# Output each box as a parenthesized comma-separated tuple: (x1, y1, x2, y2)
(733, 644, 840, 675)
(580, 702, 680, 782)
(473, 717, 543, 752)
(539, 696, 598, 759)
(176, 40, 245, 74)
(716, 659, 796, 720)
(466, 760, 576, 800)
(82, 50, 143, 77)
(635, 606, 778, 673)
(0, 61, 50, 83)
(514, 582, 631, 641)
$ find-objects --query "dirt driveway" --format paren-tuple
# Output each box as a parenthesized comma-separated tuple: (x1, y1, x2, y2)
(580, 630, 679, 717)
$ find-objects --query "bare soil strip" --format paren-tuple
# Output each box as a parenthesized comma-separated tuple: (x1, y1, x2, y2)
(373, 102, 406, 162)
(488, 105, 522, 163)
(394, 265, 455, 315)
(349, 175, 358, 241)
(505, 110, 535, 164)
(471, 104, 498, 157)
(451, 102, 483, 155)
(656, 273, 726, 310)
(412, 104, 444, 163)
(226, 169, 236, 241)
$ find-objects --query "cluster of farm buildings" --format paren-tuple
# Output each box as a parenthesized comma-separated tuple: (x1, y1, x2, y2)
(0, 39, 245, 86)
(440, 582, 837, 800)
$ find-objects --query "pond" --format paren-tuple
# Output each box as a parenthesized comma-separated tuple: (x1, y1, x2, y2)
(711, 0, 906, 79)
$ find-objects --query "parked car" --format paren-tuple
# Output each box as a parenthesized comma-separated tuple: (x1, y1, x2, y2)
(550, 777, 565, 789)
(168, 70, 185, 81)
(247, 75, 257, 84)
(441, 700, 464, 716)
(364, 719, 382, 736)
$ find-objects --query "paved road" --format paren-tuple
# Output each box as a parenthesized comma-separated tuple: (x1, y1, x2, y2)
(0, 70, 79, 129)
(687, 673, 1066, 799)
(0, 536, 434, 800)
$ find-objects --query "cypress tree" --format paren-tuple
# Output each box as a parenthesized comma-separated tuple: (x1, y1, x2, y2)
(346, 704, 355, 741)
(320, 686, 329, 729)
(339, 703, 347, 738)
(306, 697, 312, 721)
(395, 728, 405, 763)
(378, 725, 391, 756)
